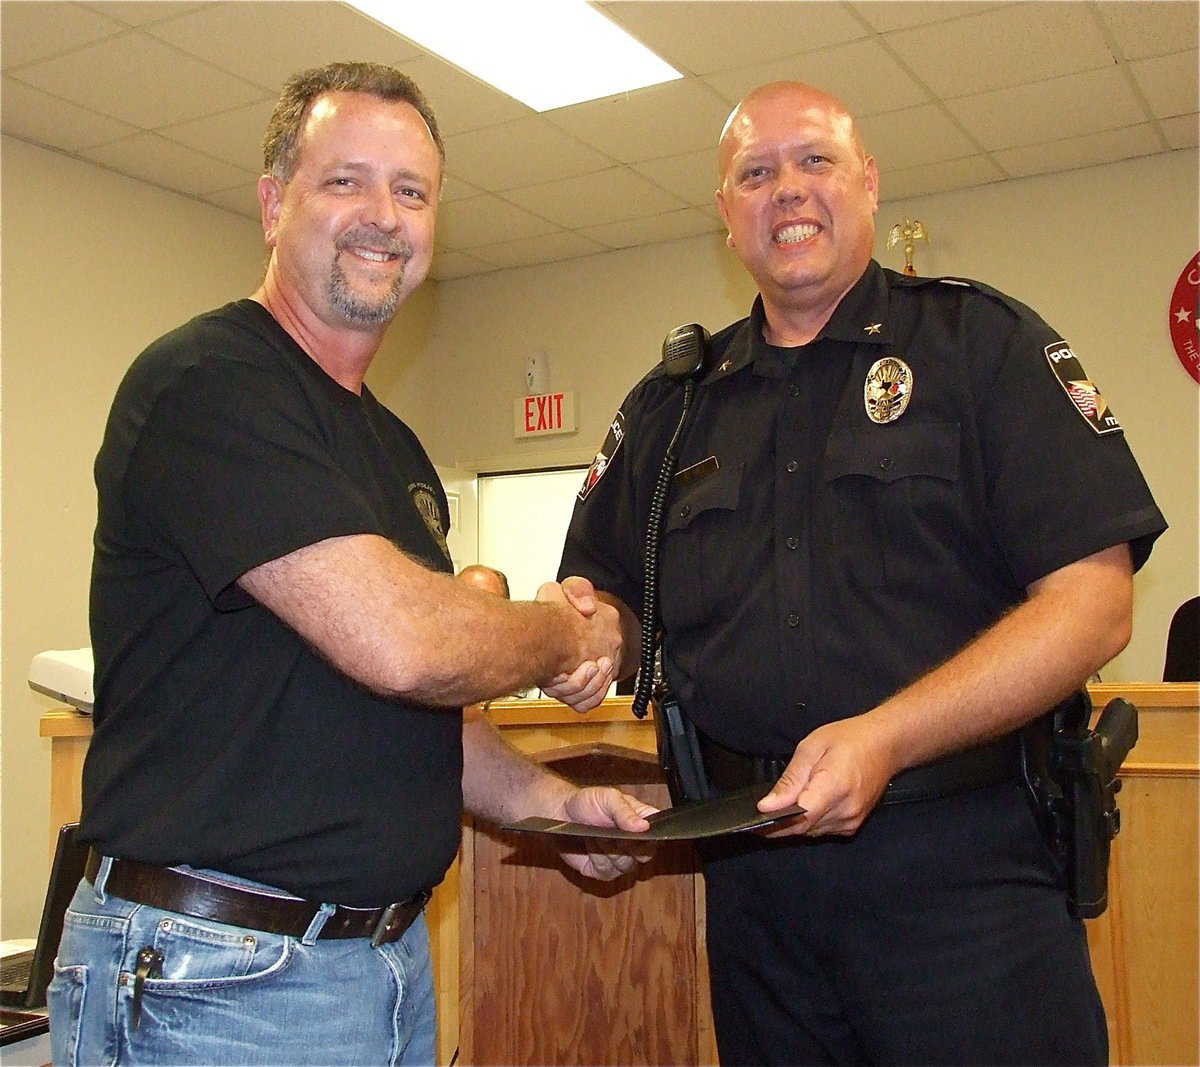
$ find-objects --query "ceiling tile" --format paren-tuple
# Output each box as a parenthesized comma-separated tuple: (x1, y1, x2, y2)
(632, 148, 720, 207)
(879, 153, 1005, 202)
(0, 2, 124, 70)
(859, 103, 979, 172)
(11, 33, 269, 127)
(884, 4, 1115, 99)
(946, 67, 1148, 151)
(439, 174, 484, 204)
(582, 207, 722, 250)
(1161, 113, 1199, 149)
(702, 38, 930, 119)
(545, 79, 731, 163)
(81, 2, 210, 28)
(601, 1, 866, 76)
(993, 123, 1167, 178)
(1095, 0, 1200, 61)
(1130, 50, 1200, 120)
(0, 76, 137, 151)
(850, 1, 1010, 34)
(430, 249, 500, 280)
(80, 132, 258, 195)
(445, 117, 614, 192)
(143, 2, 422, 94)
(160, 99, 277, 171)
(462, 230, 608, 272)
(503, 167, 686, 229)
(392, 53, 529, 137)
(200, 181, 261, 222)
(436, 194, 559, 249)
(0, 0, 1189, 283)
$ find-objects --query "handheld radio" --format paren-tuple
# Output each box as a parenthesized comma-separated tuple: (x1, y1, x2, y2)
(631, 324, 712, 804)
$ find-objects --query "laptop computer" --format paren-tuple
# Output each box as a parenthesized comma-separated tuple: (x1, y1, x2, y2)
(1, 823, 88, 1010)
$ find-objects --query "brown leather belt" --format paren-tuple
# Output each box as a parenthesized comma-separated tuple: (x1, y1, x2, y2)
(698, 731, 1021, 804)
(85, 851, 430, 946)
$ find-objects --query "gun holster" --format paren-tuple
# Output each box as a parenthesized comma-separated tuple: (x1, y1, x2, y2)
(652, 685, 711, 806)
(1020, 691, 1138, 918)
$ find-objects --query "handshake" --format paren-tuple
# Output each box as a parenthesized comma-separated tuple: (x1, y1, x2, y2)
(533, 576, 630, 713)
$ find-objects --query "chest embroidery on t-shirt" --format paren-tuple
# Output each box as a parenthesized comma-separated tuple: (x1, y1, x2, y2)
(409, 482, 452, 563)
(864, 356, 914, 424)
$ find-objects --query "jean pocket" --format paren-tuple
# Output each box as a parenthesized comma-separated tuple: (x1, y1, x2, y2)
(144, 914, 293, 986)
(47, 961, 89, 1067)
(121, 918, 294, 1055)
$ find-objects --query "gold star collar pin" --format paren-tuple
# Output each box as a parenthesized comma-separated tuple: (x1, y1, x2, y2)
(864, 323, 883, 335)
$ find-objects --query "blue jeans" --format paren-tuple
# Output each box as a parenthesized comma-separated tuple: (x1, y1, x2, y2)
(48, 859, 436, 1066)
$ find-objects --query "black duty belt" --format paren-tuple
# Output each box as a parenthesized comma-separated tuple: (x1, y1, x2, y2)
(85, 851, 430, 947)
(698, 730, 1021, 804)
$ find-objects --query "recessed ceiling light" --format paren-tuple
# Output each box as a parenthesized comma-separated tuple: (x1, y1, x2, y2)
(349, 0, 683, 112)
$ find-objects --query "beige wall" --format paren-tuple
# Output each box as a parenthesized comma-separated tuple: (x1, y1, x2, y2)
(2, 132, 1197, 936)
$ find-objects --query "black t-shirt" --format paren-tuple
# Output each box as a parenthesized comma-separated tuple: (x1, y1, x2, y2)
(561, 262, 1167, 758)
(85, 300, 461, 906)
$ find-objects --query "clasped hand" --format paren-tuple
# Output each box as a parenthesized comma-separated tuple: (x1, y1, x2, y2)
(536, 576, 622, 712)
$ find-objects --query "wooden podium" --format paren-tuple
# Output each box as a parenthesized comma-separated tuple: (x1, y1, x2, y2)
(39, 685, 1200, 1066)
(458, 744, 715, 1065)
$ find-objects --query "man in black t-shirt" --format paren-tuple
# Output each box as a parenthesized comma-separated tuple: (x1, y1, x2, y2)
(51, 63, 650, 1067)
(555, 81, 1166, 1065)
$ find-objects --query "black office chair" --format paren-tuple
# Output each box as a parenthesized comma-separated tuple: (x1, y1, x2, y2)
(1163, 596, 1200, 682)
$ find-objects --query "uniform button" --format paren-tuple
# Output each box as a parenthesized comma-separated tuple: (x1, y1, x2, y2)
(789, 384, 800, 397)
(786, 460, 798, 472)
(786, 614, 800, 627)
(793, 701, 807, 713)
(786, 536, 799, 550)
(679, 504, 690, 517)
(878, 457, 892, 471)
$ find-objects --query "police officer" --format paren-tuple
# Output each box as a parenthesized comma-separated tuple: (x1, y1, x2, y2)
(553, 81, 1166, 1065)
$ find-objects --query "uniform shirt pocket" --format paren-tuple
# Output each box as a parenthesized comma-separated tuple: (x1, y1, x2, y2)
(661, 461, 744, 629)
(823, 423, 962, 590)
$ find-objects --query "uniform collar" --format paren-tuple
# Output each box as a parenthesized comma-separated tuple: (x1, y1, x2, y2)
(703, 260, 892, 386)
(815, 259, 892, 346)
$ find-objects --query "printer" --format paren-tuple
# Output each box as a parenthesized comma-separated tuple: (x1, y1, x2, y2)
(28, 647, 94, 713)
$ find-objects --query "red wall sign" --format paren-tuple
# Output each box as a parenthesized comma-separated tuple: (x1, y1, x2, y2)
(1169, 252, 1200, 384)
(513, 391, 577, 438)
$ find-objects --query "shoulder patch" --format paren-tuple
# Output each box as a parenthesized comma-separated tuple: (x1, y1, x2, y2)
(578, 410, 625, 502)
(1044, 342, 1122, 435)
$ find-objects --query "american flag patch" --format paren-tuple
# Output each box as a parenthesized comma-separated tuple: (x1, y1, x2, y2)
(1066, 380, 1098, 417)
(1044, 342, 1121, 436)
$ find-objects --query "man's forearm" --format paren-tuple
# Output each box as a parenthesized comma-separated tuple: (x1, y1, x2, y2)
(238, 534, 620, 707)
(461, 707, 574, 824)
(861, 543, 1135, 775)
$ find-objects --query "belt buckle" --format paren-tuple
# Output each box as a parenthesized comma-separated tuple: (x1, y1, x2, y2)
(370, 890, 431, 947)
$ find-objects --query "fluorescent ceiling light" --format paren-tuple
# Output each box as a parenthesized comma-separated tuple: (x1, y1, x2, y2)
(349, 0, 683, 112)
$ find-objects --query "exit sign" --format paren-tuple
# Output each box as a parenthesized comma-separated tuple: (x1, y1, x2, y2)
(515, 392, 576, 438)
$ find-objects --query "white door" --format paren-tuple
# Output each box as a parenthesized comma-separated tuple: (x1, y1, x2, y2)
(477, 468, 587, 601)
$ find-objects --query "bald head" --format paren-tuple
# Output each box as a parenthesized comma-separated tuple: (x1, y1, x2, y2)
(457, 564, 510, 599)
(713, 80, 879, 343)
(719, 82, 866, 189)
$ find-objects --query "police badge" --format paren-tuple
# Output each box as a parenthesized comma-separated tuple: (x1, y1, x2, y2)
(864, 357, 913, 424)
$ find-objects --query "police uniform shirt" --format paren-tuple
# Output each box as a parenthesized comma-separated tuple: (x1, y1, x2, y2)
(560, 260, 1166, 759)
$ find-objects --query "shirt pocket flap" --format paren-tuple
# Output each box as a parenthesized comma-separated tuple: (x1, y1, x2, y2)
(825, 422, 960, 484)
(665, 461, 743, 533)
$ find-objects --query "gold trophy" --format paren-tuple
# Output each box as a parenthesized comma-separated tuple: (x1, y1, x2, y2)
(887, 218, 929, 276)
